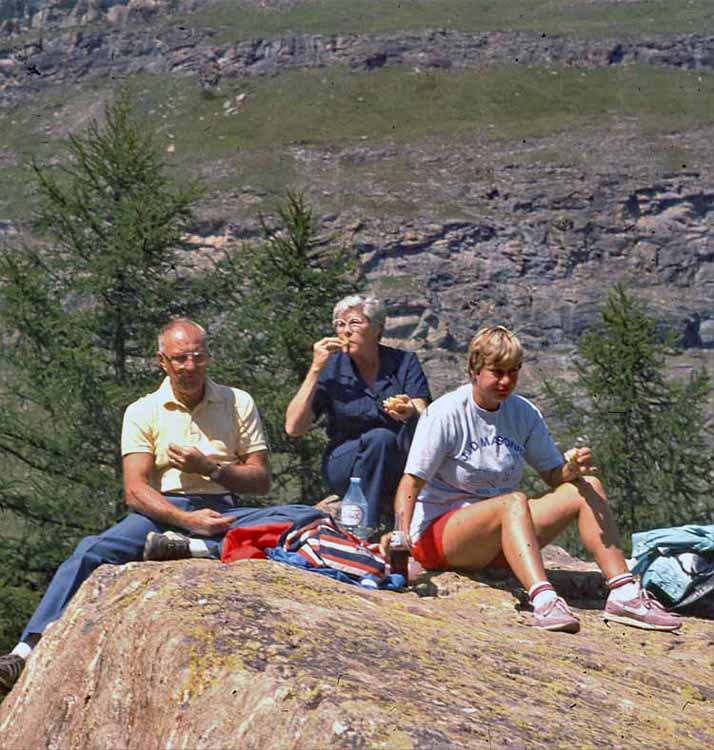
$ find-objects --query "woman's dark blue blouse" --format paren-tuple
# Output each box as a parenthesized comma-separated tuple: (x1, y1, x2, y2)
(313, 345, 431, 449)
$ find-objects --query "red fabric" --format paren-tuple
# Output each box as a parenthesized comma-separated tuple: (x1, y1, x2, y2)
(220, 522, 292, 563)
(411, 509, 510, 571)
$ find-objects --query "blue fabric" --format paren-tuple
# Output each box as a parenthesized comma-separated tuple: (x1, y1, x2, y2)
(265, 547, 406, 589)
(224, 504, 327, 533)
(266, 547, 359, 585)
(313, 345, 430, 527)
(642, 556, 697, 603)
(323, 426, 414, 527)
(22, 498, 329, 640)
(313, 345, 431, 446)
(630, 524, 714, 606)
(631, 524, 714, 576)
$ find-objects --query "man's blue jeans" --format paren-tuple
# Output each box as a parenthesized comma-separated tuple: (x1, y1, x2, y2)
(21, 493, 238, 641)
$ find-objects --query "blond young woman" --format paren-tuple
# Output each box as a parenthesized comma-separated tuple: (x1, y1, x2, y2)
(390, 325, 680, 633)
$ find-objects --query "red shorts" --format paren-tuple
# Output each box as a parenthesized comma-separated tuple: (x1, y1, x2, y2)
(411, 508, 510, 571)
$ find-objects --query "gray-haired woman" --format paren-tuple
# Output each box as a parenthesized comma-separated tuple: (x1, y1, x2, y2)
(285, 294, 431, 530)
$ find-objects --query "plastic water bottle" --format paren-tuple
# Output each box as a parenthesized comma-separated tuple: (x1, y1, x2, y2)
(340, 477, 369, 540)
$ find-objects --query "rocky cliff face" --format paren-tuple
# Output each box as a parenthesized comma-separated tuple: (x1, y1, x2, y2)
(194, 125, 714, 397)
(4, 24, 714, 107)
(1, 3, 713, 402)
(0, 0, 184, 36)
(0, 556, 712, 749)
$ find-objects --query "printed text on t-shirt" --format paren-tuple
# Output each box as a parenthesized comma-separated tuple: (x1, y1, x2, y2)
(457, 434, 525, 462)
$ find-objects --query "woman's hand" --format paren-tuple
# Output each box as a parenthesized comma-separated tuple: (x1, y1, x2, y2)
(286, 337, 343, 437)
(379, 529, 412, 557)
(383, 394, 417, 422)
(311, 336, 345, 372)
(564, 446, 598, 476)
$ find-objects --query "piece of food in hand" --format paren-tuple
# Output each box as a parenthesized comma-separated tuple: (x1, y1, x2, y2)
(383, 394, 409, 411)
(564, 448, 580, 466)
(338, 333, 350, 352)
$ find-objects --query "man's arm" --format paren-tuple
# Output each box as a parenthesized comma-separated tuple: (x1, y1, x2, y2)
(123, 453, 232, 537)
(213, 450, 271, 495)
(165, 444, 271, 495)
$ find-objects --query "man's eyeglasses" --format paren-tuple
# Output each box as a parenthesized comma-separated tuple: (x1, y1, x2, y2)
(333, 317, 368, 332)
(161, 351, 209, 367)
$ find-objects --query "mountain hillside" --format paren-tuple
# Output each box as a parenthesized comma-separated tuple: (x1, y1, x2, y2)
(1, 0, 713, 401)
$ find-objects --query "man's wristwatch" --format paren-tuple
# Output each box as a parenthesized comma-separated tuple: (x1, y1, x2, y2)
(209, 462, 224, 482)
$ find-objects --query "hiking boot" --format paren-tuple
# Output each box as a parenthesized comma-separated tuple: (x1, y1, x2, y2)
(533, 596, 581, 634)
(143, 531, 191, 562)
(603, 588, 682, 631)
(0, 654, 25, 692)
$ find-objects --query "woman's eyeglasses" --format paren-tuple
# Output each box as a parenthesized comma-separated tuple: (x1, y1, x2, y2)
(333, 317, 367, 332)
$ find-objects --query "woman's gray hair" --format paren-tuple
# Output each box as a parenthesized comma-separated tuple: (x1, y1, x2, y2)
(332, 294, 386, 335)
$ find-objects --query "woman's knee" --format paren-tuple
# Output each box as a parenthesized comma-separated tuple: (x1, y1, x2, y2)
(361, 428, 399, 453)
(502, 491, 530, 517)
(580, 475, 607, 502)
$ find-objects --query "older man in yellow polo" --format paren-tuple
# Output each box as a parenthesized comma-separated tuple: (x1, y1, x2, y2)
(0, 318, 271, 692)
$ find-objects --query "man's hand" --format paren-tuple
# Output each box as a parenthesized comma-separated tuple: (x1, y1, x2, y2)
(311, 336, 344, 371)
(383, 394, 417, 423)
(167, 443, 214, 476)
(183, 508, 232, 537)
(124, 452, 233, 532)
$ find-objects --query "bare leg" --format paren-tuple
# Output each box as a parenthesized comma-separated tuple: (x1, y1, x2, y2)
(437, 477, 628, 585)
(440, 492, 547, 589)
(528, 476, 628, 580)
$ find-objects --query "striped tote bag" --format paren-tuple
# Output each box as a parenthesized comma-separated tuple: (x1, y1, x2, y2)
(281, 517, 386, 581)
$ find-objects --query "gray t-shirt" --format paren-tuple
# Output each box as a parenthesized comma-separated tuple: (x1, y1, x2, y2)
(405, 384, 563, 541)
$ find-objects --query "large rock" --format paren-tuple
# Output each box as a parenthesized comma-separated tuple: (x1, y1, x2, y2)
(0, 557, 712, 749)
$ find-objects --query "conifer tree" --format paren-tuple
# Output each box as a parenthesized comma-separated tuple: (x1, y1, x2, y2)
(545, 284, 713, 547)
(0, 92, 208, 649)
(209, 192, 358, 504)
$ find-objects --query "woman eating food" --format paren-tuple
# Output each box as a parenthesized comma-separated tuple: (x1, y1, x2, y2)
(388, 325, 680, 633)
(285, 294, 431, 532)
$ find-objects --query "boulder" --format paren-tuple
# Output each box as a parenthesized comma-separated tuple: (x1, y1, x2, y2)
(0, 556, 712, 749)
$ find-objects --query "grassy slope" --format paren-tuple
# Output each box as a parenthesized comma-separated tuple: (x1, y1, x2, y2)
(2, 62, 714, 219)
(178, 0, 714, 39)
(3, 0, 714, 219)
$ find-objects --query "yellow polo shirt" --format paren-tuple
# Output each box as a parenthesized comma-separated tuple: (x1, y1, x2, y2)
(121, 377, 268, 494)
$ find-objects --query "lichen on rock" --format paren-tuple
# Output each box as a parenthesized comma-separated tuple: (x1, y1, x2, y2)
(0, 555, 712, 749)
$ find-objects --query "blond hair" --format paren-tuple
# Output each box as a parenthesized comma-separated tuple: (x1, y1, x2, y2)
(467, 325, 523, 379)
